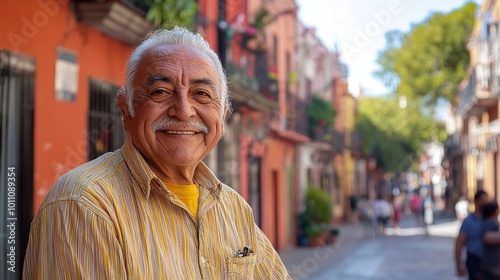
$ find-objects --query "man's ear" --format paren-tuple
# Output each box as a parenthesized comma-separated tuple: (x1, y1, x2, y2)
(221, 105, 228, 135)
(117, 94, 132, 132)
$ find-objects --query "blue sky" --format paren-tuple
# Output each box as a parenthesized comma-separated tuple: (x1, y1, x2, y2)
(296, 0, 482, 97)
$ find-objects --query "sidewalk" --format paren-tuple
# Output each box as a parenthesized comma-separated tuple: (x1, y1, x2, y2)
(279, 222, 365, 276)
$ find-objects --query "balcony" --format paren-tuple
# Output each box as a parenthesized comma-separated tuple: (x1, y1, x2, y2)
(459, 30, 500, 118)
(73, 0, 154, 46)
(314, 128, 344, 152)
(458, 66, 499, 118)
(288, 98, 309, 137)
(226, 62, 278, 112)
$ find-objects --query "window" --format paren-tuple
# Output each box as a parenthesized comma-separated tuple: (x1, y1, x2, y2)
(87, 78, 126, 160)
(0, 50, 35, 279)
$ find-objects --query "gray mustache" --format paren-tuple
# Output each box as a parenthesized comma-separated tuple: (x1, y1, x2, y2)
(152, 118, 208, 134)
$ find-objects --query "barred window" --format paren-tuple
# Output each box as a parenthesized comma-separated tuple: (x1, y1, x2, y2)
(88, 78, 126, 160)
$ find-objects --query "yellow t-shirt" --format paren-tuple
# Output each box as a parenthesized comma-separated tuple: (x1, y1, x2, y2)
(164, 182, 199, 220)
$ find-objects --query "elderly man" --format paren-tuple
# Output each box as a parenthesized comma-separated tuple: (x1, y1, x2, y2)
(23, 27, 290, 279)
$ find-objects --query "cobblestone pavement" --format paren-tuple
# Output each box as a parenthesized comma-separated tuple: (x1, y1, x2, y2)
(279, 213, 466, 280)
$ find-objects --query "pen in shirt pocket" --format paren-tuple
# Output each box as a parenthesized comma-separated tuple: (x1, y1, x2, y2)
(234, 246, 254, 258)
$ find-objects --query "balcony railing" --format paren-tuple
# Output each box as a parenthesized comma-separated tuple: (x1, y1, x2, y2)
(226, 56, 278, 103)
(459, 27, 500, 117)
(254, 52, 278, 102)
(226, 61, 278, 113)
(458, 65, 500, 117)
(295, 100, 309, 136)
(315, 128, 344, 151)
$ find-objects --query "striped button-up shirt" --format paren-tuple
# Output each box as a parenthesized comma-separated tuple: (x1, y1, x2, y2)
(23, 138, 291, 279)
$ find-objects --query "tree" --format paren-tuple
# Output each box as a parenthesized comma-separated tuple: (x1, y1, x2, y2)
(374, 2, 476, 109)
(356, 96, 446, 173)
(146, 0, 198, 29)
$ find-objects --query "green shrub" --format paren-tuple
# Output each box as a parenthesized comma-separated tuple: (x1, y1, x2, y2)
(304, 186, 332, 224)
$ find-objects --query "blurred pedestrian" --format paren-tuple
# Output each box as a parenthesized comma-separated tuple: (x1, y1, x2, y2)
(455, 190, 489, 280)
(373, 195, 392, 236)
(456, 196, 469, 222)
(480, 200, 500, 280)
(423, 189, 433, 234)
(410, 190, 423, 224)
(358, 195, 375, 238)
(392, 195, 403, 234)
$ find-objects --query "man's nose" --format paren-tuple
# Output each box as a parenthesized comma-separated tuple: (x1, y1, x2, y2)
(167, 92, 196, 120)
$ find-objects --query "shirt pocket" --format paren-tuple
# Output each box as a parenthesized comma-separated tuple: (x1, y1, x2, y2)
(226, 254, 257, 280)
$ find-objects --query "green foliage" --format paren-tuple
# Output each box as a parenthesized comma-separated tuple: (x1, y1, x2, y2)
(242, 7, 274, 52)
(146, 0, 198, 29)
(356, 96, 446, 173)
(374, 2, 476, 108)
(251, 7, 273, 32)
(304, 186, 332, 224)
(307, 95, 336, 138)
(298, 186, 333, 238)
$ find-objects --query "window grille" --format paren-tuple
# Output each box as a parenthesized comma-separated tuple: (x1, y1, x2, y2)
(88, 78, 126, 160)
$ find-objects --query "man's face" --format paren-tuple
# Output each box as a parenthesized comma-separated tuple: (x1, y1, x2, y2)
(119, 44, 225, 174)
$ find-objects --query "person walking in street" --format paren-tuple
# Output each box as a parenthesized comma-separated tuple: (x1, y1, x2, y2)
(373, 195, 392, 236)
(455, 190, 489, 280)
(410, 190, 423, 225)
(392, 195, 403, 234)
(358, 195, 375, 237)
(480, 200, 500, 280)
(422, 188, 434, 234)
(23, 27, 291, 279)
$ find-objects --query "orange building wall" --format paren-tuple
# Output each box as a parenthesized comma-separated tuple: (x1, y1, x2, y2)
(0, 0, 133, 212)
(262, 137, 294, 250)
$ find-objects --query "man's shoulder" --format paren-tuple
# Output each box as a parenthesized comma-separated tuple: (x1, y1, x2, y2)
(219, 183, 244, 200)
(39, 150, 126, 210)
(219, 184, 252, 209)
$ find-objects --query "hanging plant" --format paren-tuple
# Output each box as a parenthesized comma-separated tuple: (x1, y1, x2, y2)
(242, 7, 274, 52)
(307, 95, 336, 138)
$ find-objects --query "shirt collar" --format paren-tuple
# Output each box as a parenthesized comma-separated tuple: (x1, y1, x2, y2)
(121, 137, 222, 198)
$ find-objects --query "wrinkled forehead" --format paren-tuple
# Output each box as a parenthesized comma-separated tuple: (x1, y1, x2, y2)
(134, 45, 222, 99)
(140, 45, 218, 77)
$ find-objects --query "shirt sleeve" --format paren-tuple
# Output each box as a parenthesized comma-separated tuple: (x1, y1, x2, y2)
(254, 225, 292, 279)
(23, 200, 127, 280)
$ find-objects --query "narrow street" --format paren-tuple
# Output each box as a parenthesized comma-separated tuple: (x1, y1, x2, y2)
(280, 213, 463, 280)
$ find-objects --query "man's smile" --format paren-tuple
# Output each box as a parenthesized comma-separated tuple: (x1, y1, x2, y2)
(162, 130, 197, 135)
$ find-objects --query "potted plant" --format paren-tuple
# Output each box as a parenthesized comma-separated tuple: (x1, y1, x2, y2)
(297, 186, 334, 246)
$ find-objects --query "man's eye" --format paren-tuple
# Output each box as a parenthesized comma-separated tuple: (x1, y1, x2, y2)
(151, 89, 167, 96)
(195, 90, 209, 96)
(149, 89, 172, 102)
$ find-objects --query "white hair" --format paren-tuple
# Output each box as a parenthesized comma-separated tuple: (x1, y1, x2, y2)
(119, 26, 230, 117)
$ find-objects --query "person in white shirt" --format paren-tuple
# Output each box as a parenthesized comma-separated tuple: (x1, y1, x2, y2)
(373, 195, 392, 235)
